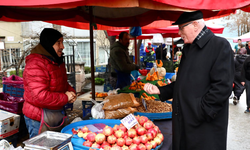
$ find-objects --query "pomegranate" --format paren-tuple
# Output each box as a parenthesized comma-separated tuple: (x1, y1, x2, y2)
(134, 124, 141, 129)
(125, 137, 133, 146)
(107, 135, 117, 144)
(121, 145, 129, 150)
(123, 132, 128, 139)
(135, 115, 140, 122)
(132, 136, 141, 145)
(116, 138, 125, 147)
(92, 142, 101, 148)
(140, 135, 148, 144)
(95, 133, 106, 144)
(81, 126, 89, 133)
(111, 145, 122, 150)
(137, 143, 146, 150)
(77, 131, 84, 137)
(143, 121, 154, 130)
(153, 126, 160, 133)
(103, 145, 112, 150)
(157, 133, 164, 141)
(119, 125, 127, 132)
(82, 140, 92, 147)
(103, 126, 114, 136)
(138, 116, 148, 126)
(87, 132, 97, 142)
(127, 128, 137, 138)
(136, 126, 146, 136)
(150, 140, 157, 149)
(154, 136, 162, 145)
(71, 128, 78, 135)
(147, 128, 157, 138)
(145, 142, 153, 150)
(115, 129, 125, 138)
(101, 141, 111, 149)
(82, 132, 89, 140)
(146, 132, 154, 141)
(113, 124, 120, 131)
(129, 144, 138, 150)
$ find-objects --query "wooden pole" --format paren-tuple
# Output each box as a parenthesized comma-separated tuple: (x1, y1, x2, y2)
(89, 6, 95, 99)
(134, 36, 137, 64)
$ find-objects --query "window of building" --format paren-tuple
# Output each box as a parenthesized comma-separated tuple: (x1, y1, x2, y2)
(98, 48, 109, 65)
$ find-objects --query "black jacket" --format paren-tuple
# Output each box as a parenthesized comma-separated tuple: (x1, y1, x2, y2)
(158, 27, 234, 150)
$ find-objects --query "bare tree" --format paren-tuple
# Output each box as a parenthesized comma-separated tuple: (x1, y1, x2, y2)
(224, 10, 250, 36)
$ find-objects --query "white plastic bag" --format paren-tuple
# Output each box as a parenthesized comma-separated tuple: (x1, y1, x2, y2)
(107, 88, 120, 96)
(91, 99, 107, 119)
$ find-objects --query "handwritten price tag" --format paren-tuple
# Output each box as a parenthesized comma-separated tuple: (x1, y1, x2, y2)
(121, 114, 138, 130)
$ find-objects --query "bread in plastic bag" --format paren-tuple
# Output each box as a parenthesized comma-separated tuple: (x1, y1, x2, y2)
(107, 88, 120, 96)
(105, 107, 138, 119)
(103, 93, 136, 110)
(91, 99, 106, 119)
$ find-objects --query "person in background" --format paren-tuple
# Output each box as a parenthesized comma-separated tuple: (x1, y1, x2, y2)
(23, 28, 76, 138)
(143, 10, 234, 150)
(232, 48, 247, 105)
(109, 32, 139, 89)
(234, 39, 244, 53)
(241, 54, 250, 113)
(155, 43, 167, 60)
(145, 42, 155, 56)
(246, 41, 250, 54)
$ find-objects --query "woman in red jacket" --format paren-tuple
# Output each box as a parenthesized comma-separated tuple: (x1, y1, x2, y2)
(23, 28, 76, 138)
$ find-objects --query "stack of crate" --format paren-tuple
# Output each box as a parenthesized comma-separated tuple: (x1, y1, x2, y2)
(1, 75, 27, 146)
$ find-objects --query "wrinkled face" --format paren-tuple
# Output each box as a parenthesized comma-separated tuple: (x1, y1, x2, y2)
(178, 21, 196, 44)
(53, 37, 64, 57)
(120, 33, 130, 48)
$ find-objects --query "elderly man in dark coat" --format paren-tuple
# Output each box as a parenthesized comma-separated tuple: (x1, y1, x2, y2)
(144, 11, 234, 150)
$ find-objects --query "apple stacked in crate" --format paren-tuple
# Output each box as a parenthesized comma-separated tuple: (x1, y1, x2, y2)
(72, 115, 164, 150)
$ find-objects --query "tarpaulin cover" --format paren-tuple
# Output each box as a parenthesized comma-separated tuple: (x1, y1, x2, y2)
(0, 92, 24, 114)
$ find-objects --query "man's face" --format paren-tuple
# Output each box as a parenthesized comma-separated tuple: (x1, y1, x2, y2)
(120, 34, 130, 48)
(53, 37, 64, 57)
(248, 41, 250, 46)
(238, 40, 242, 44)
(178, 21, 196, 44)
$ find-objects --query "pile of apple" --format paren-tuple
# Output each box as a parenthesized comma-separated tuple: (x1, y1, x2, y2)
(71, 115, 164, 150)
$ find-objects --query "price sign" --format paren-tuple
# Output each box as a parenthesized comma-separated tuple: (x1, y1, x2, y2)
(142, 97, 147, 111)
(121, 114, 138, 130)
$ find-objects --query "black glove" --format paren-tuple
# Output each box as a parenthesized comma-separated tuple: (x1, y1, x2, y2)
(135, 65, 140, 70)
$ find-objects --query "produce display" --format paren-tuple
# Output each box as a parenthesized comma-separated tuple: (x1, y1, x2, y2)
(136, 98, 172, 113)
(146, 69, 162, 81)
(128, 81, 145, 91)
(140, 93, 156, 101)
(157, 80, 167, 87)
(95, 92, 108, 98)
(71, 116, 164, 150)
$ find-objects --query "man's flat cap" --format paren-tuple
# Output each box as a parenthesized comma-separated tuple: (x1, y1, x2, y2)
(172, 10, 203, 25)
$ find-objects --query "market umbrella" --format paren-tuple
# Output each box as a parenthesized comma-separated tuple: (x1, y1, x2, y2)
(0, 0, 239, 99)
(233, 32, 250, 43)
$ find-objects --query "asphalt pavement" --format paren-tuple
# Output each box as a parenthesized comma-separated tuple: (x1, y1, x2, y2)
(227, 90, 250, 150)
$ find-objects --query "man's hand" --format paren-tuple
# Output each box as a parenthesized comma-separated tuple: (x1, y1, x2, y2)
(144, 83, 160, 94)
(241, 82, 245, 86)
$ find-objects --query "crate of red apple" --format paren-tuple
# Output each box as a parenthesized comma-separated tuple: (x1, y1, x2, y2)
(71, 115, 163, 150)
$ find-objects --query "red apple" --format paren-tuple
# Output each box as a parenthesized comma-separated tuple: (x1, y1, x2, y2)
(95, 133, 106, 144)
(82, 140, 92, 147)
(140, 135, 148, 144)
(146, 132, 154, 141)
(125, 137, 133, 146)
(138, 116, 148, 126)
(143, 121, 154, 130)
(87, 132, 97, 142)
(137, 143, 146, 150)
(113, 125, 120, 131)
(145, 142, 153, 150)
(129, 144, 138, 150)
(91, 142, 101, 148)
(133, 136, 141, 145)
(136, 126, 146, 136)
(150, 140, 157, 149)
(147, 128, 157, 138)
(115, 129, 125, 138)
(154, 136, 162, 145)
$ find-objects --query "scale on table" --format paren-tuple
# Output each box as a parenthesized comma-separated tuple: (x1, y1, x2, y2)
(23, 131, 73, 150)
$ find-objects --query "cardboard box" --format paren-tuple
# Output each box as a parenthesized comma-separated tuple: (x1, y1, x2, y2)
(0, 110, 20, 138)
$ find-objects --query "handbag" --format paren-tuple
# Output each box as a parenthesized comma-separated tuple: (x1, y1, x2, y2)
(39, 108, 68, 134)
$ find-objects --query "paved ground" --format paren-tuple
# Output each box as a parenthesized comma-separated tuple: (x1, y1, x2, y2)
(227, 90, 250, 150)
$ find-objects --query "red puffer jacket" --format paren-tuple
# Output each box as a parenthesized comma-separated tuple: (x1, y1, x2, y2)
(22, 44, 75, 121)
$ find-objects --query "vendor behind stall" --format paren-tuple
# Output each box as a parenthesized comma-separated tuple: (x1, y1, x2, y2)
(23, 28, 76, 138)
(110, 32, 139, 89)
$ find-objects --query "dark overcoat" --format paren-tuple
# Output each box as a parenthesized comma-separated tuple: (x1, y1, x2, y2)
(159, 28, 234, 150)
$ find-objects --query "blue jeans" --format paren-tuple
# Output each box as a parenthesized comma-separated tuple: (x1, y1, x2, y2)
(24, 115, 40, 138)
